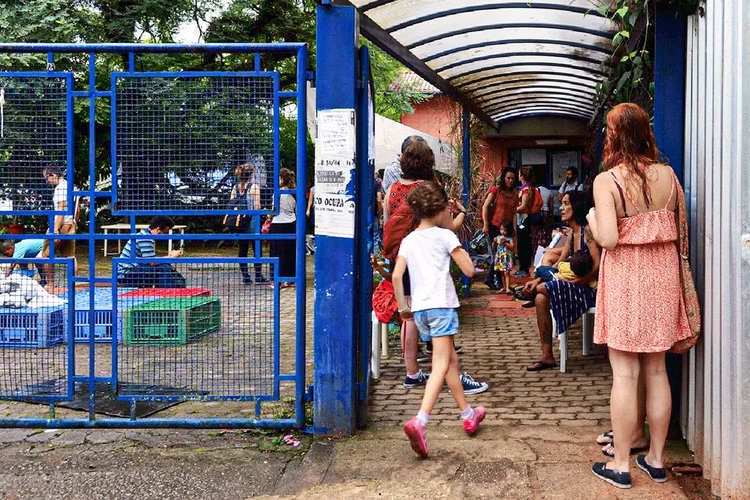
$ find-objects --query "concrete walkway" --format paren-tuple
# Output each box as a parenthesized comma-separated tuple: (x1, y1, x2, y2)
(0, 286, 709, 499)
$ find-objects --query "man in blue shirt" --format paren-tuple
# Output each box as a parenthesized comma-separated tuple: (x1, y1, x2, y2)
(1, 238, 47, 283)
(117, 216, 186, 288)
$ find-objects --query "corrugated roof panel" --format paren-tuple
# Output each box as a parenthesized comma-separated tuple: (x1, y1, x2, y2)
(351, 0, 616, 123)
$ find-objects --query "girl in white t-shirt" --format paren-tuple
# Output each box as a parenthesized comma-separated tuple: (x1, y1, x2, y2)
(392, 181, 487, 458)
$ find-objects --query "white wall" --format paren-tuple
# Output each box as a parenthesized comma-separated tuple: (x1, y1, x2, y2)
(683, 2, 750, 498)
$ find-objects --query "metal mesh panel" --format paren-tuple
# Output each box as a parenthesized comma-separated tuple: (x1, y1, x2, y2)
(0, 76, 68, 213)
(116, 261, 277, 400)
(0, 262, 70, 399)
(114, 74, 276, 212)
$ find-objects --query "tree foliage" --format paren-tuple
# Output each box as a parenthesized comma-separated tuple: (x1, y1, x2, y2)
(0, 0, 421, 190)
(362, 39, 427, 122)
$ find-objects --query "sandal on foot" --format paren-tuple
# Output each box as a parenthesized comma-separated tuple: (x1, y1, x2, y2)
(602, 442, 649, 458)
(521, 300, 535, 308)
(596, 430, 614, 445)
(636, 455, 667, 483)
(592, 462, 631, 489)
(526, 360, 557, 372)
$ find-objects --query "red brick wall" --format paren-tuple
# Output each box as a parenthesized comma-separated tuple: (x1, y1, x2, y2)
(402, 96, 586, 180)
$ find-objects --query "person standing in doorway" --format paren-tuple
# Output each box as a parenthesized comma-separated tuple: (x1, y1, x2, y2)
(557, 167, 584, 205)
(535, 173, 555, 248)
(513, 166, 539, 278)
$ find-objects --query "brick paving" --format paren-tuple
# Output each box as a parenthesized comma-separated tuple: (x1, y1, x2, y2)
(368, 284, 613, 428)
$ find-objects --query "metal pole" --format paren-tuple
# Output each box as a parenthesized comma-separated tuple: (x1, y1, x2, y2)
(313, 3, 359, 436)
(462, 105, 471, 297)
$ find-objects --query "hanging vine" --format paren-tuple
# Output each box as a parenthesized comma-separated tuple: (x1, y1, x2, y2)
(592, 0, 704, 115)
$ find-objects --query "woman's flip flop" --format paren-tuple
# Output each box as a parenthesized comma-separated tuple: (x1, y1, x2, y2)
(601, 442, 649, 458)
(596, 430, 614, 445)
(526, 361, 557, 371)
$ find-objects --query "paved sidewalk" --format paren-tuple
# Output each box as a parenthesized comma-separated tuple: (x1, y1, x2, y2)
(369, 287, 612, 427)
(0, 284, 709, 499)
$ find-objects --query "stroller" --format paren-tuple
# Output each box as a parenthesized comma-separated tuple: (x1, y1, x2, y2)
(469, 229, 505, 290)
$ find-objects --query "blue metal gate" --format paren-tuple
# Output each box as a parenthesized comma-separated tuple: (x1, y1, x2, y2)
(0, 43, 309, 429)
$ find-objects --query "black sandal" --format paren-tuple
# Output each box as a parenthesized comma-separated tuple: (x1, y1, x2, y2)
(601, 442, 649, 458)
(591, 462, 631, 489)
(526, 360, 557, 372)
(596, 430, 614, 445)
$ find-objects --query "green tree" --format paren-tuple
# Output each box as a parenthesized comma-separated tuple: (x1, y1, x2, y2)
(362, 39, 427, 121)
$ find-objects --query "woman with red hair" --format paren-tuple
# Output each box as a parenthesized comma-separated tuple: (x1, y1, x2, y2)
(588, 103, 692, 489)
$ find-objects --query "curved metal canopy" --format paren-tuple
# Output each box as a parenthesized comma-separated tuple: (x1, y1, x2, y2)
(348, 0, 615, 125)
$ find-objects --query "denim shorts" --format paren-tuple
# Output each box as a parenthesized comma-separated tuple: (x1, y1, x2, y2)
(412, 308, 459, 342)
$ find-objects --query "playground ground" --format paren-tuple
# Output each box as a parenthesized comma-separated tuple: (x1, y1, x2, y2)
(0, 247, 713, 499)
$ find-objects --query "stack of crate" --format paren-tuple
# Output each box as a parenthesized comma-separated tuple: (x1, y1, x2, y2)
(118, 288, 211, 299)
(123, 297, 222, 346)
(70, 288, 158, 343)
(0, 305, 65, 348)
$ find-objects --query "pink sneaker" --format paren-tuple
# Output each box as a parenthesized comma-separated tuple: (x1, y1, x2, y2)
(404, 416, 429, 458)
(463, 406, 486, 436)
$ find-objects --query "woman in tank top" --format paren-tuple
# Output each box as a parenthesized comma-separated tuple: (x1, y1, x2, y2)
(588, 103, 692, 489)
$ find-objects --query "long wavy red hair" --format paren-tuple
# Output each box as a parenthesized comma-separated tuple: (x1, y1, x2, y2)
(601, 103, 658, 207)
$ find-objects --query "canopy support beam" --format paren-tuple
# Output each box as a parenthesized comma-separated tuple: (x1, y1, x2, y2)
(346, 4, 499, 129)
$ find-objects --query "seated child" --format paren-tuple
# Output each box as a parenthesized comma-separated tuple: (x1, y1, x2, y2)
(493, 221, 515, 294)
(555, 250, 597, 289)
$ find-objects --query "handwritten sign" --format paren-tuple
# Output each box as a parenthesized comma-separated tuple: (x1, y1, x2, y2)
(317, 109, 356, 158)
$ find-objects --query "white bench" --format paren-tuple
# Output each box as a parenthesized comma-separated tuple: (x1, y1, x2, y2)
(552, 307, 596, 373)
(370, 311, 391, 379)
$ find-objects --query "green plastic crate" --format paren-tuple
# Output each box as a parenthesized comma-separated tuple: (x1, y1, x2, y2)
(123, 297, 222, 345)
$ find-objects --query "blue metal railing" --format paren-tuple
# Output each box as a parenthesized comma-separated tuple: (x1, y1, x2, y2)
(0, 43, 309, 429)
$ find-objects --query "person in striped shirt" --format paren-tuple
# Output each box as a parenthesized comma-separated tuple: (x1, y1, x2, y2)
(117, 216, 185, 288)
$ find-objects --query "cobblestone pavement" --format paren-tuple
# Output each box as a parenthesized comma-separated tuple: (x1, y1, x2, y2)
(368, 285, 612, 428)
(0, 275, 712, 499)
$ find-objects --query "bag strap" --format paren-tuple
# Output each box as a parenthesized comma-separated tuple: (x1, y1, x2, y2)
(674, 172, 689, 260)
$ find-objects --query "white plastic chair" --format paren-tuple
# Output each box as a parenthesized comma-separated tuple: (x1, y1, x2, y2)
(370, 311, 390, 380)
(552, 307, 596, 373)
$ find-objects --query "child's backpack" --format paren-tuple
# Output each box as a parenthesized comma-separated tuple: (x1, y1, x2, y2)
(382, 204, 419, 278)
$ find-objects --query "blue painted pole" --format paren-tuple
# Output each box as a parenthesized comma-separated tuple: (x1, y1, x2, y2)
(653, 5, 687, 435)
(462, 105, 471, 208)
(294, 45, 308, 428)
(653, 8, 687, 182)
(313, 3, 359, 436)
(462, 105, 471, 297)
(355, 46, 374, 429)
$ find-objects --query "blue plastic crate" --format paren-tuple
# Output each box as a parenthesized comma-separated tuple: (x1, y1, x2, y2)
(0, 306, 66, 348)
(67, 288, 157, 343)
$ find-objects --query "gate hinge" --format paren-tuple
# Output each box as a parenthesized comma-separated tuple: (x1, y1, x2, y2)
(306, 71, 315, 84)
(356, 79, 367, 89)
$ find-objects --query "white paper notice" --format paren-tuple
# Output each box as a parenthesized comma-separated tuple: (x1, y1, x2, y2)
(315, 108, 357, 238)
(315, 156, 354, 194)
(314, 193, 355, 238)
(317, 109, 356, 158)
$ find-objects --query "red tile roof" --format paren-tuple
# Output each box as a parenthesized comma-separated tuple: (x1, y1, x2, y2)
(389, 71, 440, 94)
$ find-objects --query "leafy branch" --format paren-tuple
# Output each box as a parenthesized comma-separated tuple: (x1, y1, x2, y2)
(593, 0, 704, 115)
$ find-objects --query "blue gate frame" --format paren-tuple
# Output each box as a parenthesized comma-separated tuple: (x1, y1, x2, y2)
(0, 43, 310, 429)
